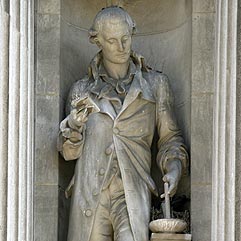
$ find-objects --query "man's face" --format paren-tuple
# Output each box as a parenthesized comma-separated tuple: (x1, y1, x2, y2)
(97, 19, 132, 64)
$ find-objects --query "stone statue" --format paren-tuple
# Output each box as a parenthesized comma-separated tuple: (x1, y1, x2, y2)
(58, 6, 188, 241)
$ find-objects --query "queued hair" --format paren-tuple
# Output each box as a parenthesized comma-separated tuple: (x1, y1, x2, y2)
(89, 6, 136, 44)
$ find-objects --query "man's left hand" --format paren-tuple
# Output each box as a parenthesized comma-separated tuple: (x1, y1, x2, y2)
(161, 159, 182, 198)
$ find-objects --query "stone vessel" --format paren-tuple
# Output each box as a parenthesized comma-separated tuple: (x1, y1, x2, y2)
(149, 183, 192, 241)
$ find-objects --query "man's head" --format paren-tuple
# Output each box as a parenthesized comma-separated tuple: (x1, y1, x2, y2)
(89, 6, 136, 64)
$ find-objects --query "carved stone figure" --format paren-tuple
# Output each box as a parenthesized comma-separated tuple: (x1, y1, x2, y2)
(58, 6, 188, 241)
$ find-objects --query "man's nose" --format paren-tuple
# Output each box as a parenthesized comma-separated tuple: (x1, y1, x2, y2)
(117, 40, 124, 52)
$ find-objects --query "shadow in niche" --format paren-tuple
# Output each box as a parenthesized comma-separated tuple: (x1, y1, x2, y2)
(150, 129, 191, 237)
(58, 155, 76, 241)
(59, 1, 192, 240)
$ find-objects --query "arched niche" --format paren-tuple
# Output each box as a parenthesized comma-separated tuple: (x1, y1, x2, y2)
(59, 1, 192, 240)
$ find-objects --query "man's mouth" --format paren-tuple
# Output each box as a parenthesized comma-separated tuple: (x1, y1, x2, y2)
(117, 52, 129, 57)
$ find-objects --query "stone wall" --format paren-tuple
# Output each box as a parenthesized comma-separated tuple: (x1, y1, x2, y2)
(34, 0, 60, 240)
(191, 1, 215, 240)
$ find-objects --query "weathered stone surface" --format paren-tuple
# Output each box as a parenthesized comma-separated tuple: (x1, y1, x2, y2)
(150, 219, 187, 233)
(36, 13, 60, 94)
(37, 0, 60, 14)
(35, 5, 60, 240)
(34, 185, 58, 241)
(191, 6, 215, 241)
(191, 185, 212, 241)
(18, 2, 29, 241)
(192, 13, 215, 93)
(236, 5, 241, 241)
(35, 95, 59, 184)
(191, 94, 213, 184)
(60, 19, 97, 101)
(151, 233, 191, 241)
(193, 0, 215, 13)
(0, 6, 9, 241)
(61, 0, 191, 34)
(8, 12, 20, 241)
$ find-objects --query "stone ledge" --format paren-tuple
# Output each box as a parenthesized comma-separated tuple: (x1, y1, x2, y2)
(151, 233, 192, 241)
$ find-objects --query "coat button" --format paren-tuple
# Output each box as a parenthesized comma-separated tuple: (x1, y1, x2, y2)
(113, 127, 119, 134)
(112, 165, 118, 172)
(85, 209, 92, 217)
(99, 168, 106, 176)
(92, 188, 99, 196)
(105, 146, 113, 155)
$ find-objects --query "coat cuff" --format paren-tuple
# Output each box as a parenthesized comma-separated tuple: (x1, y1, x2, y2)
(62, 139, 84, 161)
(157, 145, 188, 176)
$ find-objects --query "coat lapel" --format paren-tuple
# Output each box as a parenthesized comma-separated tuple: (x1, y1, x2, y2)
(89, 94, 117, 120)
(98, 98, 117, 120)
(117, 70, 155, 118)
(89, 75, 121, 120)
(87, 51, 156, 120)
(90, 71, 156, 120)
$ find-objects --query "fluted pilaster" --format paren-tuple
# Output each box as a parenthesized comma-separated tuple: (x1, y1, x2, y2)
(0, 0, 34, 240)
(212, 0, 238, 240)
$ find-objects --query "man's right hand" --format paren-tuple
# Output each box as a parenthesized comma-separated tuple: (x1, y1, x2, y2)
(68, 108, 89, 130)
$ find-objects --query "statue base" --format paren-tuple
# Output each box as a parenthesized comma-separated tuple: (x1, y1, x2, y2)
(151, 233, 192, 241)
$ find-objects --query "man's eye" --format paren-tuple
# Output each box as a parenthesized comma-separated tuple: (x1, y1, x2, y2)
(122, 36, 129, 42)
(108, 40, 115, 44)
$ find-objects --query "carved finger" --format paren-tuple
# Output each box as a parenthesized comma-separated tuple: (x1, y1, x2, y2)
(162, 175, 168, 183)
(168, 182, 178, 197)
(160, 193, 165, 199)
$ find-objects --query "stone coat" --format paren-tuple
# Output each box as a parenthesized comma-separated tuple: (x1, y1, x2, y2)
(59, 52, 188, 241)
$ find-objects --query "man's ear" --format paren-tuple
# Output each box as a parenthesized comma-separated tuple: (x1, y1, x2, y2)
(89, 36, 102, 49)
(95, 38, 102, 49)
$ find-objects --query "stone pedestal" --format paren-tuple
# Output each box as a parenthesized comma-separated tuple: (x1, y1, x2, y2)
(151, 233, 192, 241)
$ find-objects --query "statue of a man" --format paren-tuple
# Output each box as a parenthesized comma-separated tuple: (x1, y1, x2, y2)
(58, 6, 188, 241)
